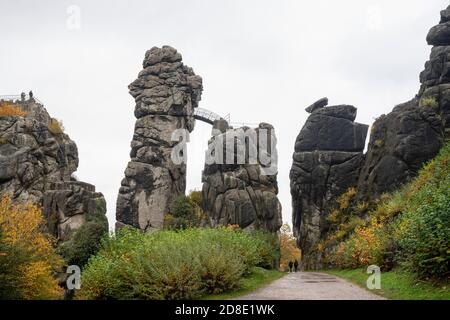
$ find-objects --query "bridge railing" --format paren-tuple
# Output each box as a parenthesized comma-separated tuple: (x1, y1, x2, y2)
(0, 94, 42, 104)
(194, 107, 225, 125)
(194, 108, 259, 127)
(229, 121, 260, 127)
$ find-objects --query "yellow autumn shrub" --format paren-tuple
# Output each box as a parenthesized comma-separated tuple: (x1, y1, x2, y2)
(337, 187, 357, 210)
(279, 224, 301, 270)
(351, 220, 386, 266)
(48, 118, 65, 135)
(0, 102, 27, 117)
(0, 196, 63, 299)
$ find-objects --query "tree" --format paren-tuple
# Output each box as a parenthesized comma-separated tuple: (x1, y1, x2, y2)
(164, 191, 206, 230)
(279, 224, 301, 271)
(0, 196, 63, 299)
(58, 198, 109, 268)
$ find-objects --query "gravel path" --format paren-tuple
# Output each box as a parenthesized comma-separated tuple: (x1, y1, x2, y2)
(235, 272, 385, 300)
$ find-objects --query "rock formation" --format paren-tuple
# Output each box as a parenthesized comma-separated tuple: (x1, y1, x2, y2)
(0, 97, 108, 243)
(291, 6, 450, 269)
(357, 5, 450, 199)
(290, 103, 368, 268)
(202, 121, 282, 232)
(116, 46, 203, 231)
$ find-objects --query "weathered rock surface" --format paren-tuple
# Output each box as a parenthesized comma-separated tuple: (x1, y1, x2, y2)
(116, 46, 203, 231)
(43, 181, 106, 242)
(0, 98, 108, 242)
(292, 6, 450, 269)
(427, 6, 450, 46)
(358, 6, 450, 199)
(356, 98, 444, 199)
(305, 97, 328, 113)
(290, 104, 368, 268)
(295, 105, 366, 152)
(202, 122, 282, 232)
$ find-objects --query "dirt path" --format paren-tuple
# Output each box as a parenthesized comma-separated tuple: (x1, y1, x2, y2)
(235, 272, 385, 300)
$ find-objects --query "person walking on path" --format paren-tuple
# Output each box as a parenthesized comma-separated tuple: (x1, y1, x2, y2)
(294, 260, 299, 272)
(288, 261, 293, 273)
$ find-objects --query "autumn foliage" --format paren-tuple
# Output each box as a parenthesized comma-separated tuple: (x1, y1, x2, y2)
(0, 102, 27, 117)
(47, 118, 65, 135)
(321, 142, 450, 279)
(0, 196, 63, 299)
(279, 224, 301, 270)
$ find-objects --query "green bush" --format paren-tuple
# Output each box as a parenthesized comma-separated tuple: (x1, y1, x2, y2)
(0, 227, 27, 299)
(78, 227, 278, 300)
(58, 199, 108, 268)
(164, 192, 205, 230)
(323, 142, 449, 280)
(394, 143, 450, 279)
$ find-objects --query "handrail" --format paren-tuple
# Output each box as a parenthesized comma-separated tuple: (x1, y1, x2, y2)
(193, 108, 257, 127)
(0, 94, 42, 104)
(194, 107, 225, 125)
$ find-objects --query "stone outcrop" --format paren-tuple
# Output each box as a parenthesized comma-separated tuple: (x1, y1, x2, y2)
(202, 121, 282, 232)
(116, 46, 203, 231)
(43, 181, 107, 242)
(290, 103, 368, 268)
(0, 97, 108, 243)
(291, 6, 450, 269)
(357, 5, 450, 199)
(305, 97, 328, 113)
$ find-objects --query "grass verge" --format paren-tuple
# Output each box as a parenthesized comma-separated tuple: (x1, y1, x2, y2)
(202, 267, 285, 300)
(324, 268, 449, 300)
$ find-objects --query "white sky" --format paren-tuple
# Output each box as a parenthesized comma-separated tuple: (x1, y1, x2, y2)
(1, 0, 447, 229)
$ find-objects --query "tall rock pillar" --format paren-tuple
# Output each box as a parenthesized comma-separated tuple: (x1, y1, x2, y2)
(116, 46, 203, 231)
(201, 122, 283, 233)
(290, 101, 368, 269)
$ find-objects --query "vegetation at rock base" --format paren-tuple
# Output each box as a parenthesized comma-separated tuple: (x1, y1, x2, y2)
(163, 190, 206, 230)
(279, 224, 301, 271)
(0, 102, 27, 117)
(78, 227, 279, 300)
(318, 142, 450, 281)
(0, 196, 63, 299)
(58, 198, 109, 268)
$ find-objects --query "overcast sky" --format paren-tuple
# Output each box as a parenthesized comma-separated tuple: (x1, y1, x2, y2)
(1, 0, 447, 229)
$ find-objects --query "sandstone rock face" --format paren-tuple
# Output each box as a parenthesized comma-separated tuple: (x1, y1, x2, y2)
(0, 98, 108, 242)
(294, 105, 366, 152)
(356, 99, 444, 199)
(290, 104, 368, 268)
(291, 6, 450, 269)
(116, 46, 203, 231)
(305, 97, 328, 113)
(357, 6, 450, 199)
(202, 122, 282, 232)
(43, 181, 107, 242)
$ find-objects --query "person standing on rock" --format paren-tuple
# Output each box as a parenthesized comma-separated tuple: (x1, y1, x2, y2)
(288, 261, 293, 273)
(294, 260, 299, 272)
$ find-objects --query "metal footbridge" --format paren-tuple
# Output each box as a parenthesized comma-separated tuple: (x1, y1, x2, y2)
(194, 107, 229, 125)
(194, 108, 258, 127)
